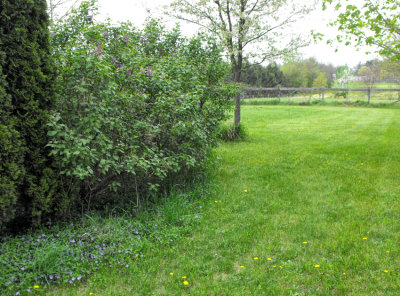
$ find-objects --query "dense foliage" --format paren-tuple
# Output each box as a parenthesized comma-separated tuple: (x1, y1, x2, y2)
(0, 0, 59, 230)
(281, 58, 336, 88)
(240, 62, 284, 88)
(322, 0, 400, 61)
(47, 1, 236, 212)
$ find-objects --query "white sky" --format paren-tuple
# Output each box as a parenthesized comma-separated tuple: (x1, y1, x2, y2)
(61, 0, 379, 67)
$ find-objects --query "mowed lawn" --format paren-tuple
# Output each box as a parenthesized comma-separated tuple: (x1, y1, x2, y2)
(54, 106, 400, 295)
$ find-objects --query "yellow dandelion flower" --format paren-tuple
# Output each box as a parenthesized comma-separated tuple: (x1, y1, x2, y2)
(240, 265, 245, 268)
(384, 270, 389, 273)
(363, 237, 368, 240)
(183, 281, 189, 286)
(244, 189, 248, 193)
(343, 273, 346, 276)
(315, 264, 320, 268)
(279, 266, 283, 269)
(386, 250, 390, 254)
(34, 285, 39, 289)
(182, 276, 187, 279)
(273, 265, 277, 268)
(214, 200, 218, 204)
(169, 272, 174, 276)
(89, 293, 93, 296)
(303, 241, 308, 244)
(253, 257, 259, 260)
(267, 258, 271, 261)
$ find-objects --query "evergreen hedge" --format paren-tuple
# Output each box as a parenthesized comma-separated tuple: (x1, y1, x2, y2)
(0, 0, 59, 231)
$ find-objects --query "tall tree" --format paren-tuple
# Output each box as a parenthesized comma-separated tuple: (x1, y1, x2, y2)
(167, 0, 315, 124)
(168, 0, 314, 83)
(321, 0, 400, 60)
(312, 72, 328, 88)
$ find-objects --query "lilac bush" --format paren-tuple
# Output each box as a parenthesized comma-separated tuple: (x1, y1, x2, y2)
(47, 0, 237, 212)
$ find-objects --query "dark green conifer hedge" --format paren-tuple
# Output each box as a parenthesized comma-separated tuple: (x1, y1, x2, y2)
(0, 0, 59, 231)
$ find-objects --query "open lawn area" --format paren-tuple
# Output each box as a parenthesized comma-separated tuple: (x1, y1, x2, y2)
(50, 106, 400, 295)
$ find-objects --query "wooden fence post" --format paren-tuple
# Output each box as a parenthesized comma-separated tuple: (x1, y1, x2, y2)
(278, 87, 281, 103)
(367, 88, 371, 104)
(322, 88, 325, 103)
(234, 92, 241, 126)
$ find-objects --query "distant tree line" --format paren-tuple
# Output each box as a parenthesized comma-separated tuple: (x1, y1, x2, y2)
(238, 58, 336, 88)
(239, 57, 400, 89)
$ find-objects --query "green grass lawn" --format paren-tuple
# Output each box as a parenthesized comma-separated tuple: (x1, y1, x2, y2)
(50, 105, 400, 295)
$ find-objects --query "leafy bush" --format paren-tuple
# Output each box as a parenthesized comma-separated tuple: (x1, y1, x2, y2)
(48, 1, 237, 211)
(0, 0, 60, 230)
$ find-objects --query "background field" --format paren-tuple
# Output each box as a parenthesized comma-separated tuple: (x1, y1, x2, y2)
(49, 105, 400, 295)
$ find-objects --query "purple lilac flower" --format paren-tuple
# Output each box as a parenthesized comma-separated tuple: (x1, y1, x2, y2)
(127, 70, 132, 76)
(94, 44, 103, 56)
(146, 66, 153, 76)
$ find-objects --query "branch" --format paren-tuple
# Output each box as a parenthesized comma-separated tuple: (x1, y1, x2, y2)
(246, 0, 260, 14)
(168, 14, 219, 34)
(243, 10, 300, 48)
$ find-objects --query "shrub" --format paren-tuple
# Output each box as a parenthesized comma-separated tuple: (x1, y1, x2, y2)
(48, 1, 237, 210)
(0, 0, 59, 230)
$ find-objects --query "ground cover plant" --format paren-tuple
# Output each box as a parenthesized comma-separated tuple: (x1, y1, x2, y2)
(33, 105, 400, 295)
(1, 181, 212, 295)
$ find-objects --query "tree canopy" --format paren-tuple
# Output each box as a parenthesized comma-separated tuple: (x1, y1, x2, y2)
(322, 0, 400, 60)
(167, 0, 314, 82)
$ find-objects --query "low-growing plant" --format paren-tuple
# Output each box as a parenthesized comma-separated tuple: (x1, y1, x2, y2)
(219, 123, 247, 141)
(0, 181, 211, 296)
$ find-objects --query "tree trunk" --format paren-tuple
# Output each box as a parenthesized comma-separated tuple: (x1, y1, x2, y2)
(234, 66, 241, 126)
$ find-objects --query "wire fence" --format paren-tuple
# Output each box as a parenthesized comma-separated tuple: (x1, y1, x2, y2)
(241, 87, 400, 106)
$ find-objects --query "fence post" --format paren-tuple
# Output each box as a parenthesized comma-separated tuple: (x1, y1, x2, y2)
(278, 87, 281, 103)
(367, 88, 371, 104)
(322, 88, 325, 103)
(234, 92, 241, 126)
